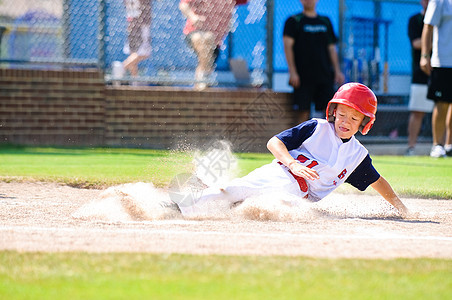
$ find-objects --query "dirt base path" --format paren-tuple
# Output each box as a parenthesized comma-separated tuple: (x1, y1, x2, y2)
(1, 182, 451, 258)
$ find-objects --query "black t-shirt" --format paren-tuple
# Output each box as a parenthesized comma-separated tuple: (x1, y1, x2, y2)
(283, 13, 337, 83)
(408, 13, 429, 84)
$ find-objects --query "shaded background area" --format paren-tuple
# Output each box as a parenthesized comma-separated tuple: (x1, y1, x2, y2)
(0, 0, 432, 146)
(0, 0, 423, 92)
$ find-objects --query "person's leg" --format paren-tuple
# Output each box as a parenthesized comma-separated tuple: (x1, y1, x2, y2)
(293, 85, 313, 125)
(123, 53, 148, 77)
(314, 81, 335, 114)
(177, 186, 234, 217)
(442, 68, 452, 150)
(123, 52, 138, 75)
(407, 111, 425, 149)
(190, 31, 216, 90)
(123, 25, 150, 77)
(406, 84, 433, 153)
(445, 103, 452, 156)
(177, 162, 303, 217)
(432, 102, 448, 145)
(430, 102, 448, 157)
(427, 68, 448, 157)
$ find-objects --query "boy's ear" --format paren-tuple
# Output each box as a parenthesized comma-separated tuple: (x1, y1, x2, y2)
(332, 109, 336, 117)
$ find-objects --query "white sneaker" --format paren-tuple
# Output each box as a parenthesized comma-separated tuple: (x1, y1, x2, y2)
(430, 145, 446, 158)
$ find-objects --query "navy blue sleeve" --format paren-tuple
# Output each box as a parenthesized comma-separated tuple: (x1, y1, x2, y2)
(275, 119, 318, 150)
(345, 155, 380, 191)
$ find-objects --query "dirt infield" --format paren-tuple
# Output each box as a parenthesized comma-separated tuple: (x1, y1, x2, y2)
(1, 181, 451, 259)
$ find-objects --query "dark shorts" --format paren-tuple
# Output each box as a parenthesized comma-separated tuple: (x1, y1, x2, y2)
(293, 81, 335, 111)
(128, 20, 143, 53)
(126, 19, 151, 55)
(427, 68, 452, 103)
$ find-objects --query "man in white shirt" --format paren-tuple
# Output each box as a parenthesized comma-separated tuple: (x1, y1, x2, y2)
(420, 0, 452, 157)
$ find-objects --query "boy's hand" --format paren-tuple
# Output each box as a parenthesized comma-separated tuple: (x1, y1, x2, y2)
(396, 203, 409, 218)
(288, 161, 320, 181)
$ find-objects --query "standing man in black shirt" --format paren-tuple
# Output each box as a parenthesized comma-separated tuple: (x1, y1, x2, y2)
(283, 0, 344, 124)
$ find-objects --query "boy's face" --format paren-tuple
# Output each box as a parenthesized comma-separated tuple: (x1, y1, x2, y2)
(333, 104, 365, 139)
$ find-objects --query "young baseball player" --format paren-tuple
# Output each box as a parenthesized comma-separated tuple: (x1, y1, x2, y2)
(174, 83, 409, 218)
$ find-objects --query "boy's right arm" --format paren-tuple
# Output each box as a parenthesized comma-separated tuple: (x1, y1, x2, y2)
(267, 136, 319, 181)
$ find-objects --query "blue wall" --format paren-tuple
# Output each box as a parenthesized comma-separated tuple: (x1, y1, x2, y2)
(65, 0, 422, 76)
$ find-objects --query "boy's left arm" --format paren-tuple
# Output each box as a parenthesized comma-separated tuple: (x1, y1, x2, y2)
(371, 176, 408, 217)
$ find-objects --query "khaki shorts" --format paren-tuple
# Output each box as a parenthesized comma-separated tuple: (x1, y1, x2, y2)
(408, 84, 434, 113)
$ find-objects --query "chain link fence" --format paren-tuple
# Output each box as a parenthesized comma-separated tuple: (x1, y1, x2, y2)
(0, 0, 422, 92)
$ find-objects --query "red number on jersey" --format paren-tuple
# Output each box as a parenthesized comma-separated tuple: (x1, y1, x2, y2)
(296, 154, 319, 169)
(338, 169, 347, 179)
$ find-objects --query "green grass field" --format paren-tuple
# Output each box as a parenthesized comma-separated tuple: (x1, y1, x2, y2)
(1, 252, 451, 300)
(0, 145, 451, 198)
(1, 145, 451, 299)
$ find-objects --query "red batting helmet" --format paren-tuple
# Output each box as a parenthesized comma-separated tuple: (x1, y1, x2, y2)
(326, 82, 377, 135)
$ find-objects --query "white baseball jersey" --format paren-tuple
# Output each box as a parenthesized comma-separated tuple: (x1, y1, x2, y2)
(178, 118, 380, 217)
(280, 118, 369, 201)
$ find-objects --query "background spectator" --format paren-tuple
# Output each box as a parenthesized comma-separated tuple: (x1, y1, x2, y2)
(123, 0, 152, 79)
(179, 0, 236, 90)
(283, 0, 344, 125)
(420, 0, 452, 157)
(406, 0, 433, 156)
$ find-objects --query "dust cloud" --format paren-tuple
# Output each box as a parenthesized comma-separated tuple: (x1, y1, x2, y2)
(72, 141, 404, 223)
